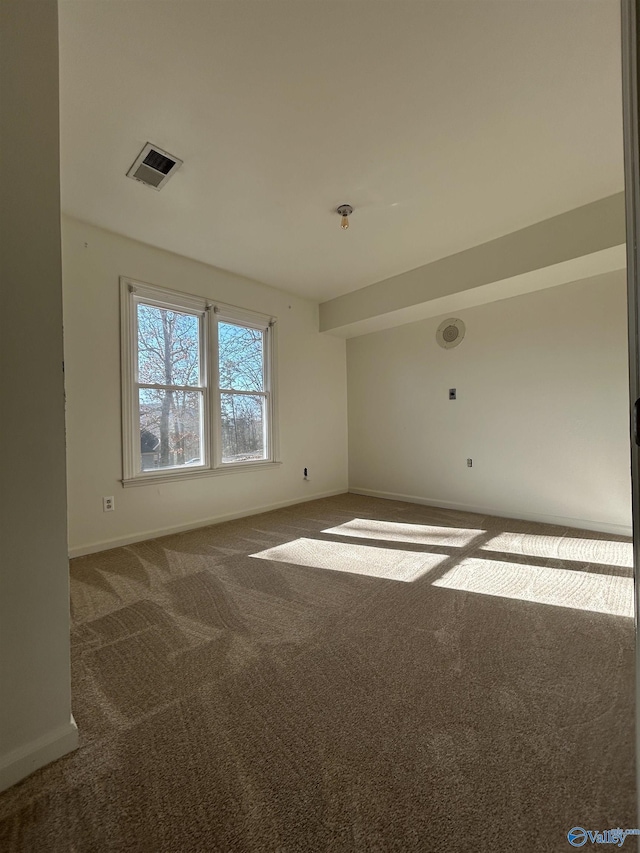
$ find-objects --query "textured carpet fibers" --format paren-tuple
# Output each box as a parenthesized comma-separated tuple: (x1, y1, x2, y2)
(0, 494, 635, 852)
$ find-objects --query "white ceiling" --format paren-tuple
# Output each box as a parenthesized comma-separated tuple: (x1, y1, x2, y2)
(58, 0, 624, 303)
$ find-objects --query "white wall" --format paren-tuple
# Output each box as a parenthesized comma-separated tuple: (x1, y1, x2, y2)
(347, 271, 632, 534)
(0, 1, 77, 791)
(62, 217, 348, 555)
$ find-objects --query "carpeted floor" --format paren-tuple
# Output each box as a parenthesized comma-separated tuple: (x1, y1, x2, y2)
(0, 493, 635, 852)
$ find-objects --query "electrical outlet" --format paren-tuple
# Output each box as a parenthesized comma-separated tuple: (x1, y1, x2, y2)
(449, 388, 457, 400)
(467, 458, 473, 468)
(304, 467, 309, 480)
(103, 496, 115, 512)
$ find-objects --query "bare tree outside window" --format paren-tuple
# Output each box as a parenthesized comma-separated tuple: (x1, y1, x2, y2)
(218, 322, 267, 462)
(137, 304, 202, 470)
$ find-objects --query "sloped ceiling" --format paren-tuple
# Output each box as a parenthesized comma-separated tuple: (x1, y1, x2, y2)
(58, 0, 624, 302)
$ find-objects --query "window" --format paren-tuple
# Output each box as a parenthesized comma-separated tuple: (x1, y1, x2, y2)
(121, 278, 277, 485)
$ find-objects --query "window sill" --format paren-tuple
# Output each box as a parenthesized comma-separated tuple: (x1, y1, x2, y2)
(122, 460, 282, 488)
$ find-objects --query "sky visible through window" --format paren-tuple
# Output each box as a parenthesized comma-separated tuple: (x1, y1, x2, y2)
(138, 304, 200, 387)
(218, 322, 264, 391)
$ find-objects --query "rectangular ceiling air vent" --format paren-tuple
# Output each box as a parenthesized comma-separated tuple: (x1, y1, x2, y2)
(126, 142, 183, 191)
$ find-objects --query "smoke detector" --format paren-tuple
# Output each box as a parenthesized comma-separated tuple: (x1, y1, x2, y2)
(126, 142, 182, 190)
(436, 318, 465, 349)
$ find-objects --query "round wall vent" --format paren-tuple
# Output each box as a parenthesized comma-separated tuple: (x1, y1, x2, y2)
(436, 318, 465, 349)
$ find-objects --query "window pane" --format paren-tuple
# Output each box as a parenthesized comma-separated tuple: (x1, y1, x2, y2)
(220, 393, 266, 463)
(218, 322, 264, 391)
(138, 304, 200, 387)
(139, 389, 202, 471)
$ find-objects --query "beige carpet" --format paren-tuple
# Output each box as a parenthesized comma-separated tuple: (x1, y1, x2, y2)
(0, 494, 635, 852)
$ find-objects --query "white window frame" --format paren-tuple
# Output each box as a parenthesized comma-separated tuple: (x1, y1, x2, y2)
(121, 277, 279, 486)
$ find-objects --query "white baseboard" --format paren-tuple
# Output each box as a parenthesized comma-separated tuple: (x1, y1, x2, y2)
(0, 716, 78, 793)
(69, 489, 348, 557)
(349, 488, 633, 538)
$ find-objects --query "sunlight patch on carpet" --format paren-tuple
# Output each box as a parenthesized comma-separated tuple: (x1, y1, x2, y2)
(322, 518, 484, 547)
(480, 532, 632, 567)
(433, 557, 634, 617)
(250, 537, 447, 582)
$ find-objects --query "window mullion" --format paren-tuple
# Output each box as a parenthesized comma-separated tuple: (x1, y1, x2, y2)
(138, 382, 205, 393)
(266, 322, 278, 463)
(264, 326, 271, 461)
(202, 305, 211, 470)
(218, 388, 267, 397)
(211, 312, 221, 468)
